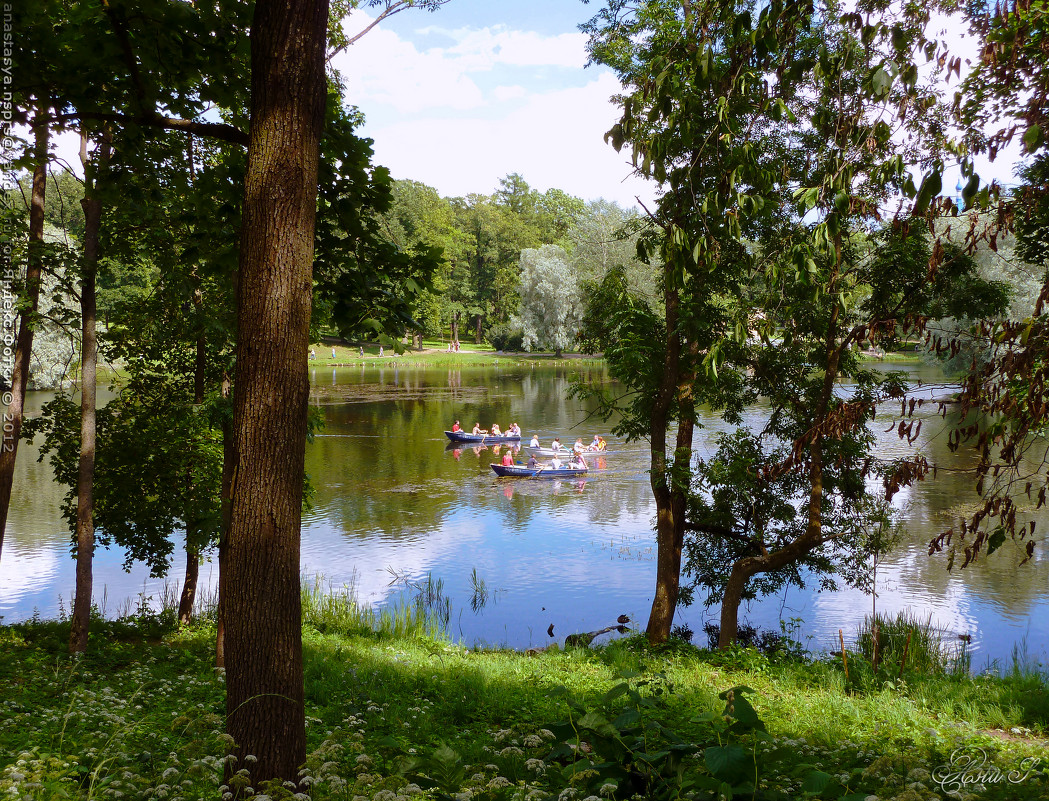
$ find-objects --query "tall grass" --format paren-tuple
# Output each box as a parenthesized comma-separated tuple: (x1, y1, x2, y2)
(301, 577, 442, 640)
(856, 611, 968, 676)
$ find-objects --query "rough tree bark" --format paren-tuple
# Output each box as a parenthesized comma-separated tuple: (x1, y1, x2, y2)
(222, 0, 330, 786)
(69, 129, 112, 654)
(0, 108, 48, 560)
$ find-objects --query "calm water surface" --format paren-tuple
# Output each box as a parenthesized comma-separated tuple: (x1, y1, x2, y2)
(3, 361, 1047, 666)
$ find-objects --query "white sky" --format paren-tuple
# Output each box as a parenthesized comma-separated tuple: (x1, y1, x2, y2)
(329, 0, 654, 208)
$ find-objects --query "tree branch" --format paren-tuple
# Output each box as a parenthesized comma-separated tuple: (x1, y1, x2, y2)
(39, 112, 248, 146)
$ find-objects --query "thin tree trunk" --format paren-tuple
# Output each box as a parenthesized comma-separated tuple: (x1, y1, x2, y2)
(178, 545, 200, 625)
(69, 129, 111, 654)
(215, 371, 233, 669)
(717, 260, 844, 650)
(223, 0, 329, 787)
(646, 283, 685, 644)
(0, 109, 49, 560)
(178, 267, 207, 626)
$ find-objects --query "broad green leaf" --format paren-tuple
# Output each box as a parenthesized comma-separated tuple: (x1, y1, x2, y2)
(913, 169, 942, 215)
(1023, 124, 1043, 153)
(802, 769, 835, 793)
(704, 745, 749, 782)
(987, 525, 1007, 556)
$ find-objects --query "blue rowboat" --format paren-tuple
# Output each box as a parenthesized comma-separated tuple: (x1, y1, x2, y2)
(446, 430, 521, 444)
(491, 463, 588, 478)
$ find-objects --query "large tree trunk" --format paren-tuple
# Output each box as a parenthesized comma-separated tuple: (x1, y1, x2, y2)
(0, 109, 48, 560)
(223, 0, 329, 787)
(69, 130, 111, 654)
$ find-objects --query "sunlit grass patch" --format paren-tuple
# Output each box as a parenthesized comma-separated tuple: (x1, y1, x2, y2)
(2, 597, 1047, 800)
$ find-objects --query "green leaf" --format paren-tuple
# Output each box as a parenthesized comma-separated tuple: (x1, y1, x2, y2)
(1022, 124, 1043, 153)
(961, 174, 980, 209)
(602, 683, 629, 705)
(802, 769, 835, 793)
(870, 65, 891, 97)
(704, 745, 749, 783)
(987, 525, 1007, 556)
(913, 168, 942, 215)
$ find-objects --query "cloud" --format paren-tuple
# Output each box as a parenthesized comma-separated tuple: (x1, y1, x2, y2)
(334, 21, 485, 113)
(492, 85, 529, 103)
(332, 13, 651, 207)
(438, 26, 589, 70)
(364, 71, 653, 208)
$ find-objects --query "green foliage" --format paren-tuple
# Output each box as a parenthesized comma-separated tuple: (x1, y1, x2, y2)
(22, 384, 224, 575)
(313, 99, 441, 346)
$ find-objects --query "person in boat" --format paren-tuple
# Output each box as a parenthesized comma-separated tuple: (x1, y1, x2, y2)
(527, 454, 538, 468)
(552, 437, 563, 451)
(472, 422, 482, 435)
(508, 423, 520, 437)
(452, 420, 462, 433)
(529, 434, 540, 448)
(590, 434, 601, 450)
(490, 423, 503, 436)
(573, 438, 585, 454)
(501, 450, 514, 467)
(597, 436, 607, 451)
(551, 454, 562, 469)
(573, 452, 588, 469)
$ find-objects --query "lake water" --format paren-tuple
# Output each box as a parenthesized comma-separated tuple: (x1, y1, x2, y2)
(3, 361, 1047, 667)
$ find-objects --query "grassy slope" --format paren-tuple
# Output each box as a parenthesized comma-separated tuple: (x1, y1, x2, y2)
(1, 612, 1046, 801)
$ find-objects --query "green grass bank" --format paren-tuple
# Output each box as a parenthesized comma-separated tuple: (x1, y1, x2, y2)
(1, 602, 1046, 801)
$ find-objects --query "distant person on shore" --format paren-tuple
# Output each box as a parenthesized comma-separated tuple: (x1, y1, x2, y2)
(309, 348, 316, 360)
(379, 345, 384, 357)
(331, 346, 337, 359)
(359, 346, 364, 357)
